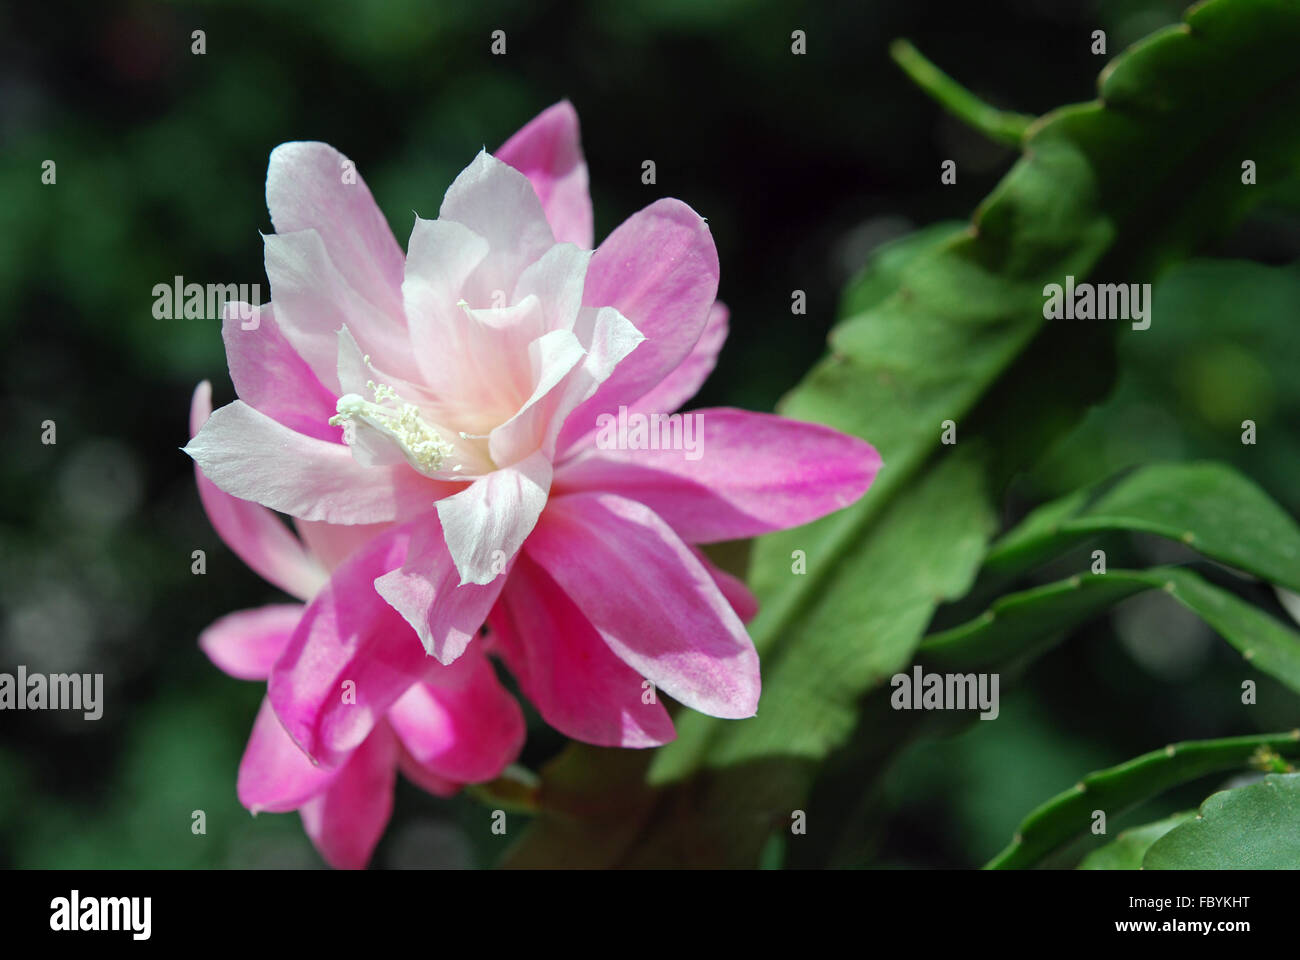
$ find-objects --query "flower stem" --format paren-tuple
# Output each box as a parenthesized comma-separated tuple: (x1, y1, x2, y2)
(890, 39, 1034, 147)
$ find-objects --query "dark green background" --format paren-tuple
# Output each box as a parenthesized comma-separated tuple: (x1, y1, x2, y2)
(2, 0, 1296, 867)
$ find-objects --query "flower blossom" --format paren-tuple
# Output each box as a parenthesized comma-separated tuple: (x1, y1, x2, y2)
(185, 101, 881, 766)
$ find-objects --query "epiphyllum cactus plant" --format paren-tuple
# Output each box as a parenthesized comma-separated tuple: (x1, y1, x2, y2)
(186, 102, 880, 838)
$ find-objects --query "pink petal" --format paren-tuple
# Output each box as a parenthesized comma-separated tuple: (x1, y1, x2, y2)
(184, 399, 440, 525)
(294, 519, 393, 572)
(299, 720, 399, 870)
(221, 301, 341, 443)
(437, 151, 556, 307)
(263, 228, 421, 391)
(266, 141, 406, 321)
(237, 697, 338, 814)
(490, 552, 675, 748)
(435, 450, 552, 586)
(524, 492, 760, 719)
(199, 604, 304, 681)
(374, 514, 508, 664)
(627, 302, 728, 419)
(693, 547, 759, 624)
(496, 101, 594, 249)
(188, 383, 326, 600)
(555, 199, 719, 454)
(387, 647, 525, 783)
(554, 407, 882, 543)
(268, 526, 437, 766)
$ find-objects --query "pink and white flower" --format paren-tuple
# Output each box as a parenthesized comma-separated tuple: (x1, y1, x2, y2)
(186, 101, 880, 763)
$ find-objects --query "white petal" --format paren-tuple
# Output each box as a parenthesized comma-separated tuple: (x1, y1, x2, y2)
(543, 306, 644, 457)
(438, 151, 556, 305)
(487, 328, 587, 467)
(435, 450, 553, 585)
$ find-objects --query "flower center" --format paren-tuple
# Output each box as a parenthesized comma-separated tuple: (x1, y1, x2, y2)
(329, 380, 456, 476)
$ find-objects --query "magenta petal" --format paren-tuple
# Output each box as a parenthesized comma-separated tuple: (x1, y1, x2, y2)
(189, 383, 326, 600)
(496, 101, 594, 249)
(299, 720, 399, 870)
(491, 552, 675, 748)
(221, 301, 341, 443)
(554, 408, 882, 543)
(199, 604, 304, 681)
(557, 302, 726, 455)
(524, 492, 759, 719)
(628, 302, 729, 418)
(237, 697, 337, 814)
(268, 527, 436, 766)
(184, 399, 436, 524)
(692, 547, 759, 624)
(398, 749, 461, 798)
(387, 647, 525, 782)
(374, 514, 507, 664)
(555, 198, 719, 453)
(266, 141, 406, 321)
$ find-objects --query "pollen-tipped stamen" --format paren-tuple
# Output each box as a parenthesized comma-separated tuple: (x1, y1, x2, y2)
(329, 380, 455, 475)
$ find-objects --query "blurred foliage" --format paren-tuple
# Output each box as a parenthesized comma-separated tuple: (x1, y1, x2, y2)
(2, 0, 1297, 868)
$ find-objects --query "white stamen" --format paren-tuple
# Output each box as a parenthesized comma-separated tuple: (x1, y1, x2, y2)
(329, 381, 455, 475)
